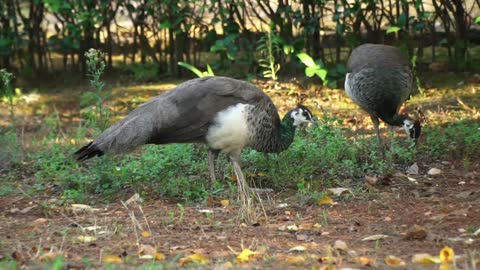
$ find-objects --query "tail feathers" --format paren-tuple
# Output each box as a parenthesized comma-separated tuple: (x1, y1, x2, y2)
(74, 142, 104, 161)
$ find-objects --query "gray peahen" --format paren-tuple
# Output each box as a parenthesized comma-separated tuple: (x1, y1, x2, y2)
(345, 44, 421, 155)
(74, 76, 316, 215)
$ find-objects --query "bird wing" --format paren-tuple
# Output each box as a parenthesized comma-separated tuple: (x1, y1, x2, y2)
(347, 44, 411, 73)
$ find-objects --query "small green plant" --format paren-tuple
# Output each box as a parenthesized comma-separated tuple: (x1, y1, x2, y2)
(178, 62, 215, 78)
(296, 52, 328, 82)
(82, 48, 110, 130)
(0, 69, 15, 126)
(257, 30, 281, 81)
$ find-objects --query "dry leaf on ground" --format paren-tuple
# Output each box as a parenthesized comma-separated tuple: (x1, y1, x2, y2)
(319, 195, 334, 205)
(138, 244, 156, 260)
(179, 253, 209, 265)
(439, 246, 454, 263)
(361, 234, 389, 241)
(77, 235, 96, 243)
(285, 256, 305, 265)
(352, 256, 376, 266)
(31, 218, 48, 226)
(385, 255, 406, 266)
(333, 240, 348, 251)
(411, 253, 439, 264)
(102, 255, 122, 264)
(236, 249, 255, 263)
(220, 199, 229, 207)
(327, 188, 353, 196)
(288, 245, 307, 252)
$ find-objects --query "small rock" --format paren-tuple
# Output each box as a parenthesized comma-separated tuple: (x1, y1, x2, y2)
(296, 234, 309, 241)
(406, 163, 419, 175)
(427, 168, 442, 175)
(334, 240, 348, 251)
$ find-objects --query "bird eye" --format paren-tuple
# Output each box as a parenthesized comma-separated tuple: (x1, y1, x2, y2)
(302, 112, 308, 117)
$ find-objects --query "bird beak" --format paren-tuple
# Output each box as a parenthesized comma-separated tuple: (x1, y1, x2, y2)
(310, 117, 319, 126)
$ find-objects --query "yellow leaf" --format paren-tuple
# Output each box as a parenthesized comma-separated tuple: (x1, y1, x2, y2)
(411, 253, 440, 264)
(439, 246, 454, 263)
(385, 255, 406, 266)
(286, 224, 299, 231)
(236, 249, 256, 263)
(285, 256, 305, 265)
(142, 231, 151, 238)
(319, 195, 334, 205)
(257, 172, 266, 177)
(155, 253, 165, 261)
(179, 253, 209, 265)
(220, 199, 230, 207)
(439, 262, 452, 270)
(318, 266, 336, 270)
(77, 235, 96, 243)
(352, 256, 375, 266)
(102, 255, 122, 264)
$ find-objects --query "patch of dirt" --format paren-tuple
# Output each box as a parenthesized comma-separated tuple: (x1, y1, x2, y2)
(1, 162, 479, 269)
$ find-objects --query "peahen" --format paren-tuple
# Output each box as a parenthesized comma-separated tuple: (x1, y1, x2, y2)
(74, 76, 316, 216)
(345, 44, 421, 155)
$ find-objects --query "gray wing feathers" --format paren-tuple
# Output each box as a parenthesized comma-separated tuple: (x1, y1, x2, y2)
(347, 44, 411, 73)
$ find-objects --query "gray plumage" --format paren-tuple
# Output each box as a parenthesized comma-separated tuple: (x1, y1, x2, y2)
(74, 76, 315, 210)
(345, 44, 421, 154)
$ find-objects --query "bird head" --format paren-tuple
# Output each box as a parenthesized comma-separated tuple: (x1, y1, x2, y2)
(290, 105, 318, 126)
(402, 118, 422, 140)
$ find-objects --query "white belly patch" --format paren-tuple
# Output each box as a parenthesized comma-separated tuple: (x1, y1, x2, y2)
(206, 103, 252, 155)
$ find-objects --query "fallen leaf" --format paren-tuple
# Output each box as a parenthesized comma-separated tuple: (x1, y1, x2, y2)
(361, 234, 389, 241)
(77, 235, 96, 243)
(296, 234, 309, 241)
(276, 203, 288, 208)
(179, 253, 209, 265)
(455, 191, 474, 199)
(365, 175, 378, 185)
(299, 223, 313, 230)
(327, 188, 353, 196)
(407, 177, 418, 184)
(439, 262, 452, 270)
(138, 244, 156, 260)
(155, 253, 165, 261)
(125, 193, 141, 204)
(318, 265, 337, 270)
(199, 209, 214, 214)
(428, 168, 442, 175)
(141, 231, 151, 238)
(439, 246, 454, 263)
(32, 218, 48, 226)
(318, 195, 334, 205)
(406, 163, 419, 175)
(102, 255, 122, 264)
(220, 199, 230, 207)
(473, 228, 480, 236)
(313, 223, 322, 229)
(352, 256, 375, 266)
(236, 249, 255, 263)
(385, 255, 405, 266)
(333, 240, 348, 251)
(19, 205, 37, 214)
(411, 253, 439, 264)
(285, 256, 305, 264)
(287, 224, 299, 231)
(38, 251, 62, 262)
(83, 225, 103, 231)
(71, 204, 92, 210)
(288, 245, 307, 252)
(404, 225, 428, 240)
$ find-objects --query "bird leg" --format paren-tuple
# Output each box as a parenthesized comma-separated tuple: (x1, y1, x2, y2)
(388, 125, 395, 153)
(229, 152, 258, 223)
(370, 115, 384, 157)
(207, 149, 220, 188)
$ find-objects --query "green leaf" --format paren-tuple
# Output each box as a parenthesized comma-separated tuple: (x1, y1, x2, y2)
(476, 17, 480, 24)
(160, 21, 172, 29)
(178, 62, 205, 78)
(386, 26, 401, 34)
(206, 65, 214, 76)
(315, 69, 327, 81)
(305, 66, 317, 77)
(296, 53, 316, 67)
(283, 45, 294, 55)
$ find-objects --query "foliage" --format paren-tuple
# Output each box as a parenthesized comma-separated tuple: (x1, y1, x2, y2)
(118, 63, 160, 82)
(178, 62, 215, 78)
(296, 53, 346, 88)
(256, 30, 282, 81)
(0, 69, 15, 125)
(82, 48, 111, 130)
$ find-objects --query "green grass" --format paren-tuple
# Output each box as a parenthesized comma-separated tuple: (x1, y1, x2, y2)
(1, 109, 478, 204)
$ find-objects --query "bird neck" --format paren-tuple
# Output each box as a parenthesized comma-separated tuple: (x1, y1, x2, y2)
(276, 112, 297, 151)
